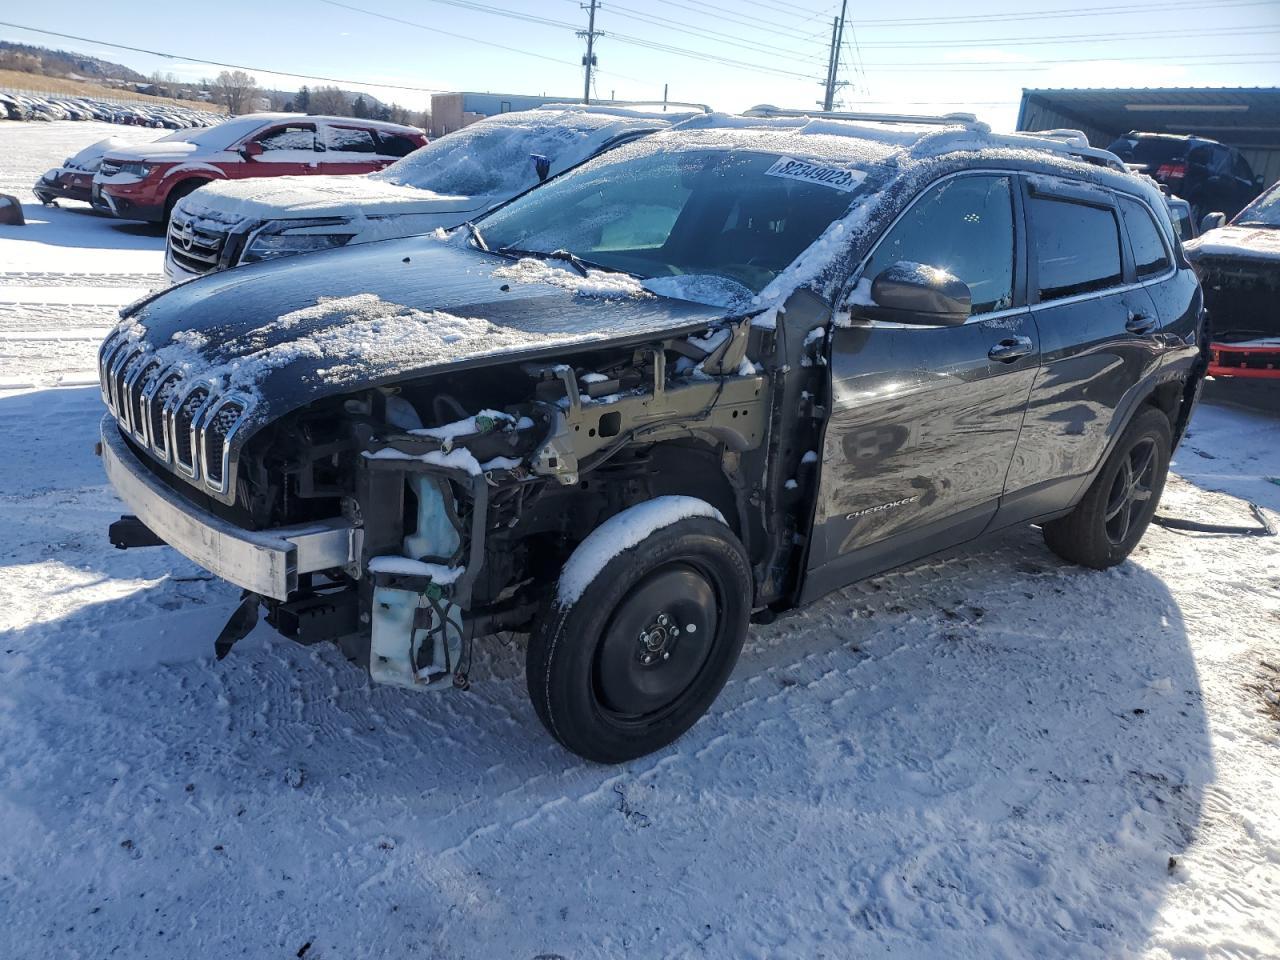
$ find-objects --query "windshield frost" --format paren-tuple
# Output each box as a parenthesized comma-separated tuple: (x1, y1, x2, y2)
(477, 147, 867, 294)
(1236, 182, 1280, 227)
(374, 113, 613, 198)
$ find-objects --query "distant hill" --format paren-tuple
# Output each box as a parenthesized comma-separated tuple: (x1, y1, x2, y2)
(0, 40, 147, 83)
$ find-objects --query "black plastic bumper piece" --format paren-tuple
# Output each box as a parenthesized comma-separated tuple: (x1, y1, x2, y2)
(109, 515, 165, 550)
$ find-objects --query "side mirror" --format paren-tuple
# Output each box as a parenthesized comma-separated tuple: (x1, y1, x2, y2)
(854, 261, 971, 327)
(239, 141, 264, 160)
(1199, 212, 1226, 233)
(530, 153, 551, 182)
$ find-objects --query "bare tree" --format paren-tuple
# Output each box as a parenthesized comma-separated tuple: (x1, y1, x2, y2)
(211, 70, 259, 115)
(308, 85, 349, 116)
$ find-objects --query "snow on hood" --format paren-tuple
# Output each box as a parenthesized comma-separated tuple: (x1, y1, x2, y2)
(1187, 225, 1280, 263)
(113, 235, 730, 430)
(176, 175, 478, 227)
(104, 140, 202, 162)
(65, 137, 130, 171)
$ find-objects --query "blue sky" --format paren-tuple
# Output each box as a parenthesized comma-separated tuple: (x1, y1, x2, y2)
(3, 0, 1280, 128)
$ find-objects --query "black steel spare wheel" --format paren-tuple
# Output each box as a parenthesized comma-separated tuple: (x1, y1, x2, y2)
(527, 513, 753, 763)
(594, 563, 719, 718)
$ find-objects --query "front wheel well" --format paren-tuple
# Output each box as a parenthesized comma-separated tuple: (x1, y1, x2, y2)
(162, 178, 212, 218)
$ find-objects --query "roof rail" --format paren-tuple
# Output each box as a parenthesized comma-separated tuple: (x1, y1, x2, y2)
(587, 98, 713, 114)
(745, 103, 985, 128)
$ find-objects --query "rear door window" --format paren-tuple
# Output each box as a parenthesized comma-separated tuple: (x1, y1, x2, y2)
(325, 125, 379, 154)
(1029, 196, 1123, 301)
(1118, 196, 1172, 279)
(375, 132, 420, 158)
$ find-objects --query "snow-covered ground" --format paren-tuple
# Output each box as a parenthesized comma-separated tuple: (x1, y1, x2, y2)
(1, 121, 1278, 960)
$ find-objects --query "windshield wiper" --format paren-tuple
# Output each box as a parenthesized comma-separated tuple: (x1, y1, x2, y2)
(497, 246, 636, 279)
(547, 249, 592, 277)
(463, 220, 488, 252)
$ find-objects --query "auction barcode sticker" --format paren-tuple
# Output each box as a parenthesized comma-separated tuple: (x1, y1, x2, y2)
(764, 157, 867, 192)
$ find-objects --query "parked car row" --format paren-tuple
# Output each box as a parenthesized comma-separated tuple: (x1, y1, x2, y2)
(34, 112, 428, 222)
(96, 104, 1208, 761)
(1, 90, 220, 128)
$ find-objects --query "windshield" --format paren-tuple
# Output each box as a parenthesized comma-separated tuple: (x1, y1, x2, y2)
(373, 112, 627, 198)
(476, 146, 867, 294)
(153, 116, 272, 151)
(1235, 181, 1280, 227)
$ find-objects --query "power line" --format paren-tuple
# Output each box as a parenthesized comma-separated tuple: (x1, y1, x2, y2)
(845, 0, 1279, 28)
(0, 19, 460, 92)
(852, 24, 1280, 49)
(314, 0, 581, 67)
(605, 3, 827, 63)
(632, 0, 833, 44)
(863, 49, 1280, 69)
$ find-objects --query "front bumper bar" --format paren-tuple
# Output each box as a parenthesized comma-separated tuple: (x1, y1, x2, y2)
(100, 415, 360, 599)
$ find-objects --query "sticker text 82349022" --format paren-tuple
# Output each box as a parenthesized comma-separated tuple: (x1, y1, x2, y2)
(764, 157, 867, 193)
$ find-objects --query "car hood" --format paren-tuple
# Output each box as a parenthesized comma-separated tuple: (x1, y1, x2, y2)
(105, 141, 202, 162)
(114, 235, 735, 431)
(177, 175, 482, 226)
(1186, 225, 1280, 264)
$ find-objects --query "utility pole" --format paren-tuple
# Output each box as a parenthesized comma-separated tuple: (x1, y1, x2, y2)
(579, 0, 599, 105)
(822, 0, 849, 111)
(821, 17, 838, 111)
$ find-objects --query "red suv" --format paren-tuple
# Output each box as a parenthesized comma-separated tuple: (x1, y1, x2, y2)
(94, 113, 427, 223)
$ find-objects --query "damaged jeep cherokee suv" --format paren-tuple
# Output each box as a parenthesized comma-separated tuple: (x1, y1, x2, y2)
(98, 109, 1206, 762)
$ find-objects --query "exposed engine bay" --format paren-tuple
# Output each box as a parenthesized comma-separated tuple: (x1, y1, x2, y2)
(211, 299, 829, 689)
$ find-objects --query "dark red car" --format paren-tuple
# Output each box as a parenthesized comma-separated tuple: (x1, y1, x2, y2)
(34, 137, 124, 208)
(94, 113, 426, 223)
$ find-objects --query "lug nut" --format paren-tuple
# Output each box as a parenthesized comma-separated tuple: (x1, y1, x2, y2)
(662, 651, 670, 660)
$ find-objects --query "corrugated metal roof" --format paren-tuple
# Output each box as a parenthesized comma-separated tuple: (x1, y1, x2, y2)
(1017, 87, 1280, 149)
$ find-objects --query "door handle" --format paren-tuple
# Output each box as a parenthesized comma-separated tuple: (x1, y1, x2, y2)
(988, 336, 1033, 363)
(1126, 312, 1157, 335)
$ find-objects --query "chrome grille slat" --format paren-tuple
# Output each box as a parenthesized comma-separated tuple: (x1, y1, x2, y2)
(172, 385, 213, 478)
(97, 340, 252, 500)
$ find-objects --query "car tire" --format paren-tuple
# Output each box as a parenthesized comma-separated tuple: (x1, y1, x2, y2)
(1042, 406, 1172, 570)
(526, 509, 753, 763)
(163, 180, 207, 223)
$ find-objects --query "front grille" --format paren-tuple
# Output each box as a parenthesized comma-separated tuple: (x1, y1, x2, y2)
(97, 331, 253, 500)
(167, 211, 229, 276)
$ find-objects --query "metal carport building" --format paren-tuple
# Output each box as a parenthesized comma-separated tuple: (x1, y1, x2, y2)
(1017, 87, 1280, 188)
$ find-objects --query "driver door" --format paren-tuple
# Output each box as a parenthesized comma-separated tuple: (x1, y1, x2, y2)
(231, 122, 319, 179)
(805, 172, 1040, 597)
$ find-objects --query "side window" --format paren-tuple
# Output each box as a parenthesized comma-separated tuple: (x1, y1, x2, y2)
(1186, 143, 1213, 168)
(1232, 154, 1255, 181)
(326, 126, 378, 154)
(375, 132, 420, 158)
(1118, 197, 1172, 279)
(1030, 196, 1123, 301)
(255, 124, 317, 152)
(862, 174, 1015, 315)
